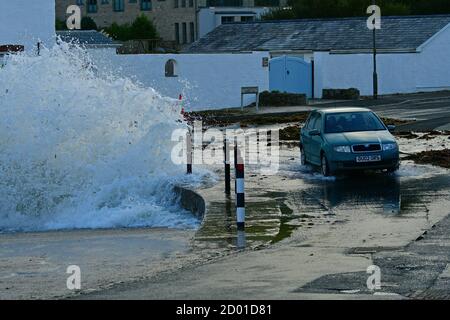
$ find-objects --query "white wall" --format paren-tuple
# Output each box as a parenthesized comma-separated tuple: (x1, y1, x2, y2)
(314, 52, 417, 98)
(89, 50, 270, 110)
(416, 24, 450, 91)
(314, 24, 450, 98)
(0, 0, 55, 51)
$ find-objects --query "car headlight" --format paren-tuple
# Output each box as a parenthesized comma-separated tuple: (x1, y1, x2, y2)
(383, 143, 398, 151)
(334, 145, 352, 153)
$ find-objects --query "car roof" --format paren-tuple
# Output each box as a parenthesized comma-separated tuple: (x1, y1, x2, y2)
(314, 107, 373, 115)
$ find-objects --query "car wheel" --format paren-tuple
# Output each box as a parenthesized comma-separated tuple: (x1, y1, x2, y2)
(321, 154, 331, 177)
(300, 148, 307, 166)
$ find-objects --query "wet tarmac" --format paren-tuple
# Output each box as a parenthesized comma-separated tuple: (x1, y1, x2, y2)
(193, 145, 450, 252)
(68, 142, 450, 300)
(3, 142, 449, 299)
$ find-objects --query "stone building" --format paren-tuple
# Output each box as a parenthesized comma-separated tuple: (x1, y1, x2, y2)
(55, 0, 286, 45)
(56, 0, 197, 45)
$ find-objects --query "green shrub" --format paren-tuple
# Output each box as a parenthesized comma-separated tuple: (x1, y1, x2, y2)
(130, 14, 158, 39)
(55, 19, 67, 31)
(259, 91, 307, 107)
(104, 22, 132, 41)
(81, 16, 98, 30)
(104, 15, 158, 41)
(322, 88, 360, 100)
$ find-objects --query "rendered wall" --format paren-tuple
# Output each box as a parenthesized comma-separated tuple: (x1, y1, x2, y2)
(314, 25, 450, 98)
(314, 51, 417, 98)
(89, 50, 270, 110)
(415, 24, 450, 91)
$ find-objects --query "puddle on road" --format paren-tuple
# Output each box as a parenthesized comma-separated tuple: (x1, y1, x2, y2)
(193, 159, 450, 252)
(285, 161, 450, 217)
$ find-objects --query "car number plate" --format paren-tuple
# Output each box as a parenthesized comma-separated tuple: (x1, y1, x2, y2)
(356, 155, 382, 163)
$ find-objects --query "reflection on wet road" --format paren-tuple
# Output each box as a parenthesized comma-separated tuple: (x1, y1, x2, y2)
(294, 164, 450, 217)
(194, 155, 450, 251)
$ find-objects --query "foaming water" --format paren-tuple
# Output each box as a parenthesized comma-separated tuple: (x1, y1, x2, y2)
(282, 163, 337, 181)
(0, 43, 203, 232)
(395, 161, 447, 179)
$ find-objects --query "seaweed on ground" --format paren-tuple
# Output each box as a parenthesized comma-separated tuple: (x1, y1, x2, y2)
(405, 149, 450, 169)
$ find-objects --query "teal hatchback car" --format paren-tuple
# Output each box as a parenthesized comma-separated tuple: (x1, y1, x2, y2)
(300, 108, 400, 176)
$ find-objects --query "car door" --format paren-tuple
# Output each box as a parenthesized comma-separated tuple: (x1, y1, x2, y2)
(301, 113, 316, 161)
(309, 114, 323, 165)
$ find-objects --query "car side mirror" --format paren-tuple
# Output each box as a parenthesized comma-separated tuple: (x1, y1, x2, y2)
(387, 125, 396, 132)
(309, 129, 321, 136)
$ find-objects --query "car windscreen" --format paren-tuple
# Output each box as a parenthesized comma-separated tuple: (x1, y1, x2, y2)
(324, 112, 386, 134)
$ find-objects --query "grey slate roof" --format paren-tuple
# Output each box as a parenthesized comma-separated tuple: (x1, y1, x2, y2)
(185, 15, 450, 53)
(56, 30, 120, 48)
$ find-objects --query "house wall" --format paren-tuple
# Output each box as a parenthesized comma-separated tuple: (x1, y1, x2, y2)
(88, 50, 270, 110)
(314, 52, 417, 98)
(0, 0, 55, 50)
(416, 24, 450, 91)
(314, 24, 450, 98)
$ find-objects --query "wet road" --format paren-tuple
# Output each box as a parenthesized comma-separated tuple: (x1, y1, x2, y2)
(328, 91, 450, 125)
(76, 143, 450, 299)
(259, 91, 450, 131)
(193, 144, 450, 252)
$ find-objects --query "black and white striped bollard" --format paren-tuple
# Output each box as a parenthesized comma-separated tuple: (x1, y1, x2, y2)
(186, 129, 192, 174)
(234, 137, 238, 194)
(235, 146, 245, 230)
(224, 137, 231, 195)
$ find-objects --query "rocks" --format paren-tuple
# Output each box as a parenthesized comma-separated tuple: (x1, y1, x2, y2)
(322, 88, 360, 100)
(279, 125, 300, 141)
(404, 149, 450, 169)
(394, 132, 419, 139)
(259, 91, 307, 107)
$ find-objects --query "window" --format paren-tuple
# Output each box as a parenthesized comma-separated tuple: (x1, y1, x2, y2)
(181, 0, 186, 7)
(324, 112, 386, 134)
(240, 16, 254, 22)
(174, 23, 180, 44)
(182, 23, 187, 44)
(76, 0, 84, 5)
(221, 16, 234, 24)
(313, 115, 322, 132)
(87, 0, 98, 13)
(174, 0, 178, 8)
(207, 0, 243, 6)
(140, 0, 152, 10)
(101, 0, 109, 4)
(113, 0, 124, 11)
(255, 0, 279, 6)
(129, 0, 137, 2)
(189, 22, 195, 43)
(189, 0, 193, 6)
(306, 113, 318, 130)
(165, 59, 177, 77)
